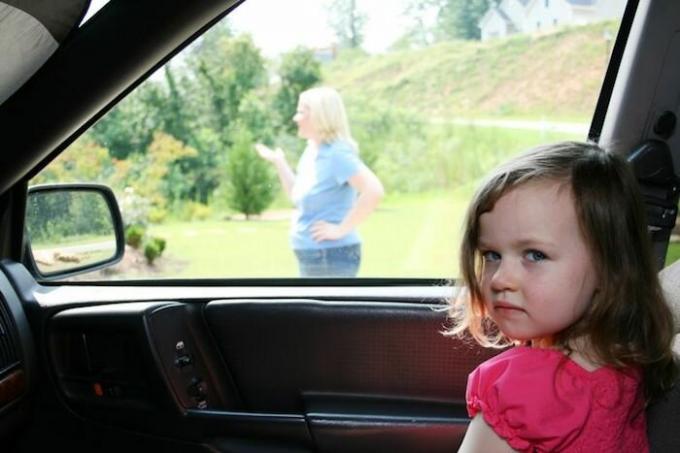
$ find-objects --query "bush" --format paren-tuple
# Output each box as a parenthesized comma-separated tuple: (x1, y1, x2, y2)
(225, 127, 276, 219)
(177, 201, 212, 221)
(148, 206, 168, 224)
(143, 236, 166, 265)
(119, 187, 151, 228)
(151, 236, 166, 254)
(125, 224, 146, 249)
(144, 240, 162, 265)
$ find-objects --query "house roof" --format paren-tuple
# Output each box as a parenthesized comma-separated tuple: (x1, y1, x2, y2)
(496, 7, 515, 26)
(479, 4, 517, 30)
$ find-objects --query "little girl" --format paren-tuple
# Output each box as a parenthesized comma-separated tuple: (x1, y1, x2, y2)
(449, 142, 678, 452)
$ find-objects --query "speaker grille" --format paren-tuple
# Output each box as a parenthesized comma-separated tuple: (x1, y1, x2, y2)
(0, 295, 19, 374)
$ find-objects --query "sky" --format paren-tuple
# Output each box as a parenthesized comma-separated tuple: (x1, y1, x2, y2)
(85, 0, 414, 56)
(229, 0, 412, 56)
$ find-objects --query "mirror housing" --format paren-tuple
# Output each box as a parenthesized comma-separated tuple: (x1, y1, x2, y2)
(24, 183, 125, 281)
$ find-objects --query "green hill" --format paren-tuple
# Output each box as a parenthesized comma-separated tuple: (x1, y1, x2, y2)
(323, 21, 618, 121)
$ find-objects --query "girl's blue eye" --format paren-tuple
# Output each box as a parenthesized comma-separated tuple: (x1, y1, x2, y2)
(482, 251, 501, 262)
(526, 250, 547, 262)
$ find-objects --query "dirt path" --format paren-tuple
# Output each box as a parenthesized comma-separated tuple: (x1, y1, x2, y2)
(68, 245, 188, 281)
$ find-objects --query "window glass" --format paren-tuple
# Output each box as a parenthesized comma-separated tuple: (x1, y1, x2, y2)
(33, 0, 627, 280)
(81, 0, 109, 24)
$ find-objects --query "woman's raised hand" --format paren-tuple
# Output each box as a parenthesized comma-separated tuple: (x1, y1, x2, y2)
(255, 143, 284, 163)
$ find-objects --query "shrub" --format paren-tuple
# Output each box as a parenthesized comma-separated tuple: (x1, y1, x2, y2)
(148, 206, 167, 224)
(119, 187, 151, 228)
(142, 236, 166, 265)
(225, 127, 276, 219)
(151, 236, 166, 254)
(178, 201, 212, 221)
(143, 240, 162, 265)
(125, 224, 146, 249)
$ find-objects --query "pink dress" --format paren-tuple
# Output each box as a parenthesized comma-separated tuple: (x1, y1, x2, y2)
(466, 346, 648, 452)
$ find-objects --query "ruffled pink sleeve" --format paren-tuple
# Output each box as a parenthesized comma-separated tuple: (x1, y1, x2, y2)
(466, 347, 591, 452)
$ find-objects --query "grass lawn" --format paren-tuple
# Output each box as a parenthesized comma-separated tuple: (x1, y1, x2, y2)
(148, 189, 472, 279)
(147, 189, 680, 279)
(665, 241, 680, 267)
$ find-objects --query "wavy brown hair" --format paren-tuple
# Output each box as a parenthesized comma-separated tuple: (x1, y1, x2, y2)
(446, 141, 677, 401)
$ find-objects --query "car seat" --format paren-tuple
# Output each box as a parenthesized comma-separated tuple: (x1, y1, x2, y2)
(647, 259, 680, 452)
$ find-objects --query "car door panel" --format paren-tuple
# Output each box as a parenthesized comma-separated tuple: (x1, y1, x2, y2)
(203, 300, 482, 411)
(0, 260, 497, 451)
(0, 266, 34, 442)
(204, 300, 495, 451)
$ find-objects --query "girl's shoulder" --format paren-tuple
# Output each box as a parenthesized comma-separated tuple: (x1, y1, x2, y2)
(467, 346, 644, 451)
(476, 345, 567, 371)
(472, 345, 640, 388)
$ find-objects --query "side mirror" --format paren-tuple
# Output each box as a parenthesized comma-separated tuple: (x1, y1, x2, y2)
(24, 184, 125, 280)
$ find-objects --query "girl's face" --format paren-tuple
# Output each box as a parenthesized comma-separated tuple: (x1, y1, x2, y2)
(477, 180, 598, 346)
(293, 101, 314, 140)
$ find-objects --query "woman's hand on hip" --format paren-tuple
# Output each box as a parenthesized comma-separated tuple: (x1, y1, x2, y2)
(311, 221, 348, 242)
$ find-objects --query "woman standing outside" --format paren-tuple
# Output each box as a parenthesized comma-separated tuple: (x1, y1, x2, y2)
(255, 86, 384, 277)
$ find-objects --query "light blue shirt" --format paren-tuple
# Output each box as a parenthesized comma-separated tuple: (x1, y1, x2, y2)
(290, 140, 362, 250)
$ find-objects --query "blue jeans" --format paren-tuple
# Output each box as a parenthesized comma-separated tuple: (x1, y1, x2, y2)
(294, 244, 361, 278)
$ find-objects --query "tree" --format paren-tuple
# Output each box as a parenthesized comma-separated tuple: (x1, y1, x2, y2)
(31, 136, 114, 185)
(224, 126, 275, 219)
(166, 35, 267, 204)
(397, 0, 439, 49)
(199, 35, 266, 202)
(239, 92, 277, 145)
(274, 48, 322, 133)
(436, 0, 490, 41)
(328, 0, 367, 49)
(191, 34, 266, 136)
(161, 65, 196, 146)
(90, 81, 163, 159)
(161, 64, 223, 204)
(132, 132, 198, 222)
(85, 26, 274, 209)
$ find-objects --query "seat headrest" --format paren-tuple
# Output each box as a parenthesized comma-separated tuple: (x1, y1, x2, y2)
(0, 0, 90, 105)
(659, 260, 680, 334)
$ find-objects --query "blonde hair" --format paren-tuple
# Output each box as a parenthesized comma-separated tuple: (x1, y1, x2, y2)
(299, 87, 358, 151)
(446, 141, 677, 401)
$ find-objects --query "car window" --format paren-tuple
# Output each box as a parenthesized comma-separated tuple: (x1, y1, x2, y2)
(81, 0, 109, 24)
(30, 0, 627, 280)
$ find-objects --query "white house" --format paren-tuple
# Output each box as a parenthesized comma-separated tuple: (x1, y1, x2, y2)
(480, 0, 626, 41)
(479, 0, 529, 41)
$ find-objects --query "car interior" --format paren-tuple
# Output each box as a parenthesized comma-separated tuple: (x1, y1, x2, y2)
(1, 0, 680, 452)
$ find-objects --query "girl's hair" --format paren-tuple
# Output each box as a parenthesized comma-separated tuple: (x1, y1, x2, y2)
(447, 141, 677, 401)
(299, 86, 358, 151)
